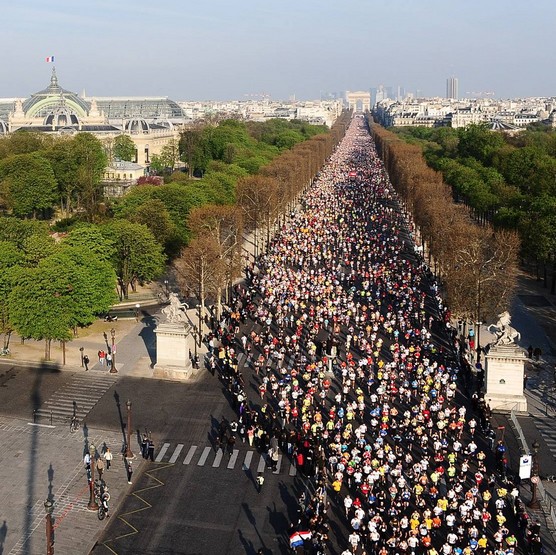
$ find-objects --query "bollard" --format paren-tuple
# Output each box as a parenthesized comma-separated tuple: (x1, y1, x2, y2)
(50, 410, 53, 426)
(33, 409, 36, 423)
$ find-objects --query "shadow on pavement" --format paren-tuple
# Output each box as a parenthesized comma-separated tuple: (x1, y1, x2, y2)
(138, 312, 157, 366)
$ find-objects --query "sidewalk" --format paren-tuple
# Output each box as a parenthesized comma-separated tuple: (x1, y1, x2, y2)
(0, 416, 144, 555)
(486, 267, 556, 551)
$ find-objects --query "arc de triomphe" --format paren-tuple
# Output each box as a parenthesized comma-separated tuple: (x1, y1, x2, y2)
(346, 91, 371, 112)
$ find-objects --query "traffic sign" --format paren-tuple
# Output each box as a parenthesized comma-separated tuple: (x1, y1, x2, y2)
(531, 476, 539, 484)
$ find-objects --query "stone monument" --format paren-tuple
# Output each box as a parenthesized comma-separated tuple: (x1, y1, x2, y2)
(484, 311, 527, 413)
(153, 293, 199, 381)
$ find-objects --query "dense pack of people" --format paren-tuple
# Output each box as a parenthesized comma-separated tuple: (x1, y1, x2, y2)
(209, 115, 543, 555)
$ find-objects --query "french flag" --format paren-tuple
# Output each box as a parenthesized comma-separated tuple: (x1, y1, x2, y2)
(46, 56, 55, 62)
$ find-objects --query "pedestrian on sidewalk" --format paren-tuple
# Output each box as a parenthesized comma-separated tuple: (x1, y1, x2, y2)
(96, 456, 105, 480)
(141, 434, 149, 459)
(126, 459, 133, 484)
(98, 350, 105, 366)
(83, 354, 90, 371)
(104, 447, 113, 470)
(256, 472, 265, 493)
(148, 439, 155, 461)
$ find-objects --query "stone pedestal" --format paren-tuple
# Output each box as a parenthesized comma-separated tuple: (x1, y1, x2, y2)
(485, 344, 528, 413)
(153, 322, 200, 381)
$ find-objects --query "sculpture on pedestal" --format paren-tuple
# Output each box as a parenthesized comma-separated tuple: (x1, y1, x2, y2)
(487, 311, 521, 347)
(161, 292, 189, 325)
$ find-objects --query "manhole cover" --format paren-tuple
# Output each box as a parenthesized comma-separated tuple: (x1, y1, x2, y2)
(518, 295, 551, 307)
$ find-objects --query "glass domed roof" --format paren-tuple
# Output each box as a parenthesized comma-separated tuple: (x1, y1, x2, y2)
(22, 68, 89, 118)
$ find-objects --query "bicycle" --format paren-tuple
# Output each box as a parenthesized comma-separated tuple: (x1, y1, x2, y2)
(69, 415, 80, 433)
(93, 480, 110, 520)
(544, 475, 556, 483)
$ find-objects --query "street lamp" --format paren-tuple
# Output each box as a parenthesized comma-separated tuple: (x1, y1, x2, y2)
(125, 400, 134, 459)
(110, 328, 117, 373)
(44, 499, 54, 555)
(135, 303, 141, 323)
(87, 443, 98, 511)
(164, 279, 169, 296)
(528, 439, 541, 509)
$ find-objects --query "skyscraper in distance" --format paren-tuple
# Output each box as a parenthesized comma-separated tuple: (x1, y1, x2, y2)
(446, 77, 459, 100)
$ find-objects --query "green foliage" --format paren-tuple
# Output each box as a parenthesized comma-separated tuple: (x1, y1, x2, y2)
(393, 124, 556, 265)
(457, 124, 505, 164)
(100, 220, 165, 298)
(8, 243, 117, 343)
(0, 131, 48, 160)
(0, 152, 57, 217)
(0, 217, 50, 247)
(113, 135, 137, 162)
(64, 224, 115, 263)
(21, 233, 57, 267)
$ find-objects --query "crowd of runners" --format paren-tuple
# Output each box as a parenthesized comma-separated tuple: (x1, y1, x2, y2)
(211, 115, 544, 555)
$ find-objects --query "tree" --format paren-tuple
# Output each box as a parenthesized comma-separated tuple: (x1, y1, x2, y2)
(8, 245, 117, 359)
(0, 241, 24, 348)
(45, 137, 81, 218)
(457, 124, 505, 165)
(100, 220, 165, 299)
(188, 205, 243, 316)
(113, 135, 137, 162)
(129, 199, 179, 256)
(236, 175, 279, 256)
(0, 153, 57, 218)
(73, 133, 108, 221)
(179, 126, 204, 178)
(174, 234, 225, 335)
(159, 139, 181, 172)
(64, 224, 115, 263)
(444, 226, 519, 334)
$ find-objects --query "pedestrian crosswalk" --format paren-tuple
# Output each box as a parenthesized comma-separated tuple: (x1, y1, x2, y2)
(154, 442, 297, 476)
(33, 373, 119, 424)
(533, 416, 556, 458)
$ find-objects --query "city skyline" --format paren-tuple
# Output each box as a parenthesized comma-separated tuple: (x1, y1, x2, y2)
(1, 0, 555, 101)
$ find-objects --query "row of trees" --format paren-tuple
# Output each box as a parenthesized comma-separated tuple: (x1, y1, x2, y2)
(370, 120, 519, 328)
(394, 124, 556, 291)
(174, 112, 352, 321)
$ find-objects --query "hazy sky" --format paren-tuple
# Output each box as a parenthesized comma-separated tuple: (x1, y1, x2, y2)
(1, 0, 554, 101)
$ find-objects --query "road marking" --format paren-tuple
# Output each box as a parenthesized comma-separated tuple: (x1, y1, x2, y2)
(289, 464, 297, 476)
(273, 454, 282, 474)
(242, 451, 253, 470)
(257, 455, 266, 473)
(227, 449, 239, 469)
(197, 446, 211, 466)
(169, 444, 184, 464)
(155, 442, 170, 462)
(213, 449, 223, 467)
(183, 445, 197, 465)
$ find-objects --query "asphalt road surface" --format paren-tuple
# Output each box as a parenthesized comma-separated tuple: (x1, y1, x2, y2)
(89, 371, 301, 555)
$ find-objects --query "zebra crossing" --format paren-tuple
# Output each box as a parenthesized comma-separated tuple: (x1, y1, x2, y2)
(533, 416, 556, 457)
(154, 442, 298, 476)
(33, 372, 119, 424)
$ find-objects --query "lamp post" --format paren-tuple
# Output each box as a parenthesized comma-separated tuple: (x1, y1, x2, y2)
(125, 400, 134, 458)
(79, 346, 84, 368)
(110, 328, 117, 373)
(528, 439, 541, 509)
(164, 279, 169, 297)
(87, 443, 98, 511)
(44, 499, 54, 555)
(135, 303, 141, 323)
